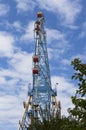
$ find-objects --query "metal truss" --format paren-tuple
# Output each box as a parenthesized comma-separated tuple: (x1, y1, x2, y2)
(18, 12, 61, 130)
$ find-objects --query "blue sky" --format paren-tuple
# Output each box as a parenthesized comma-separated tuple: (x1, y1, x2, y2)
(0, 0, 86, 130)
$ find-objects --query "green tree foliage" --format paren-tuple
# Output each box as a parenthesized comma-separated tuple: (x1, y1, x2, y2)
(27, 116, 80, 130)
(69, 58, 86, 129)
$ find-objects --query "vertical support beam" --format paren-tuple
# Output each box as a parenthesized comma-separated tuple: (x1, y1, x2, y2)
(18, 96, 32, 130)
(57, 101, 61, 119)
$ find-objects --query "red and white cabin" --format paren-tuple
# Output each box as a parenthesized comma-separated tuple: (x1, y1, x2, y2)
(33, 67, 39, 74)
(37, 12, 43, 18)
(33, 56, 39, 62)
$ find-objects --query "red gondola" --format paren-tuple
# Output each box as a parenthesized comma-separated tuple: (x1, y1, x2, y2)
(37, 12, 43, 18)
(33, 56, 39, 62)
(33, 68, 39, 74)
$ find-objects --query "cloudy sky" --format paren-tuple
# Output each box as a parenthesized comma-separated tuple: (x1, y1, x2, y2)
(0, 0, 86, 130)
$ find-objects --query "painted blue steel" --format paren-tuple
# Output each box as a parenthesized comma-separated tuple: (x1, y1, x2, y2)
(30, 14, 55, 121)
(18, 13, 58, 130)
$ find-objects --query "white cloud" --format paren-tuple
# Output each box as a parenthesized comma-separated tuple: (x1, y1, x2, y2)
(36, 0, 81, 24)
(12, 21, 24, 32)
(9, 51, 32, 76)
(0, 50, 33, 129)
(47, 28, 70, 49)
(65, 24, 79, 30)
(51, 76, 76, 115)
(0, 77, 6, 84)
(0, 21, 24, 33)
(46, 28, 65, 43)
(21, 21, 34, 41)
(61, 59, 71, 66)
(0, 95, 24, 129)
(46, 28, 70, 60)
(79, 21, 86, 38)
(0, 31, 14, 57)
(0, 50, 33, 94)
(48, 47, 66, 60)
(0, 28, 34, 129)
(0, 46, 33, 96)
(15, 0, 36, 12)
(51, 76, 75, 95)
(0, 3, 9, 16)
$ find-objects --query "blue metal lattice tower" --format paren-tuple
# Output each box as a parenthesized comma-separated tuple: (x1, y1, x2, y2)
(18, 12, 60, 130)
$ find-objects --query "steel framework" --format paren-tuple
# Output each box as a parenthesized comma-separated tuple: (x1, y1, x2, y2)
(18, 12, 61, 130)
